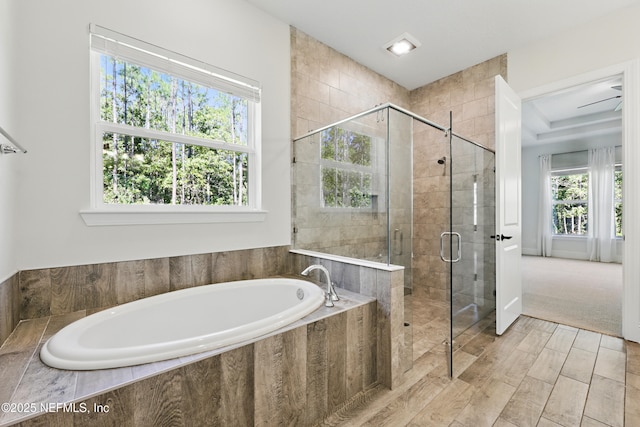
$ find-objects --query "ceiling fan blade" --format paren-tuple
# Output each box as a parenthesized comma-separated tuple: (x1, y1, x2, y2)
(577, 95, 622, 109)
(615, 101, 623, 111)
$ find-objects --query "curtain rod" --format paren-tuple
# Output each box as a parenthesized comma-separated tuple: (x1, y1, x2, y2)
(0, 125, 27, 154)
(538, 145, 621, 157)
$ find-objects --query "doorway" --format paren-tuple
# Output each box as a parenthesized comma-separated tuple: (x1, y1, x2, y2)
(520, 75, 624, 336)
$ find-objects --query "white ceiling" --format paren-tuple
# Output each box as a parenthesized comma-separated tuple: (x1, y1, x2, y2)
(246, 0, 634, 147)
(246, 0, 640, 90)
(522, 76, 623, 147)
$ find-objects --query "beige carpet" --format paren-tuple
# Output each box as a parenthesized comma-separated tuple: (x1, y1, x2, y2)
(522, 255, 622, 336)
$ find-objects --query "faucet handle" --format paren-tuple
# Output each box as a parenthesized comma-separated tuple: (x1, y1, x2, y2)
(329, 282, 340, 301)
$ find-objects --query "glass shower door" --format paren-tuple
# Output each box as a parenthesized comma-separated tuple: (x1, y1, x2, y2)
(449, 135, 496, 377)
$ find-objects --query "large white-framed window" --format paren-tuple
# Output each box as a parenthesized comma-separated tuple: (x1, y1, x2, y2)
(82, 25, 263, 226)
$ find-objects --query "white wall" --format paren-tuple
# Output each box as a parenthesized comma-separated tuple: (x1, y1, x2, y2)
(508, 4, 640, 93)
(9, 0, 291, 270)
(0, 0, 17, 281)
(521, 136, 622, 260)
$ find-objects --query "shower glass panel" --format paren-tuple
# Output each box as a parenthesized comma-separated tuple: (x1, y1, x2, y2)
(449, 134, 496, 376)
(292, 105, 415, 372)
(292, 109, 393, 262)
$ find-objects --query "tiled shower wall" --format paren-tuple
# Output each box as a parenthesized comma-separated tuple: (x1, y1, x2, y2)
(410, 55, 507, 301)
(290, 28, 507, 303)
(290, 27, 411, 263)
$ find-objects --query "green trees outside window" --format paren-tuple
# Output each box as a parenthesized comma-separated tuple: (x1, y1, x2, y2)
(99, 55, 250, 206)
(551, 172, 589, 235)
(320, 127, 373, 208)
(551, 168, 623, 237)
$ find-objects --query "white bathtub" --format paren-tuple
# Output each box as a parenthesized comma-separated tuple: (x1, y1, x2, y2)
(40, 278, 325, 370)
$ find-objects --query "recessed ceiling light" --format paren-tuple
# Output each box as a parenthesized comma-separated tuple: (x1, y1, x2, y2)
(383, 32, 421, 57)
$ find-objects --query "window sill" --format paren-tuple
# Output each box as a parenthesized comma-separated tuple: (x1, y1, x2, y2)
(79, 207, 267, 226)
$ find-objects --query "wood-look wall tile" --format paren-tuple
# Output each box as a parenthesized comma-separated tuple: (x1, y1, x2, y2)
(83, 263, 118, 311)
(19, 269, 51, 319)
(133, 368, 183, 426)
(279, 326, 307, 425)
(255, 327, 307, 426)
(363, 301, 378, 388)
(211, 251, 244, 283)
(144, 257, 170, 297)
(14, 409, 73, 426)
(346, 306, 364, 398)
(305, 318, 329, 424)
(50, 266, 83, 315)
(169, 253, 211, 291)
(74, 386, 135, 427)
(180, 354, 222, 426)
(220, 345, 254, 426)
(327, 311, 347, 412)
(376, 299, 392, 388)
(0, 274, 20, 345)
(115, 260, 145, 304)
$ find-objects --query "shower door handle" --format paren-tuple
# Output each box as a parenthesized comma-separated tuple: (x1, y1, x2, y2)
(440, 232, 461, 263)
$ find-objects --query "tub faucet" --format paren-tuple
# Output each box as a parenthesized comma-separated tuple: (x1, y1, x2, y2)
(301, 264, 340, 307)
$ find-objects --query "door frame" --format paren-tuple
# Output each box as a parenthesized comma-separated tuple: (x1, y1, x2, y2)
(517, 59, 640, 343)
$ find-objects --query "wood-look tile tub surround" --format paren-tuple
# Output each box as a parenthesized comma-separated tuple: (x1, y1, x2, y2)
(0, 274, 20, 346)
(0, 245, 408, 425)
(0, 289, 376, 427)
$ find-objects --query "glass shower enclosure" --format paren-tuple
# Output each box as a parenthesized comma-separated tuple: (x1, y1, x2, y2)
(292, 103, 496, 377)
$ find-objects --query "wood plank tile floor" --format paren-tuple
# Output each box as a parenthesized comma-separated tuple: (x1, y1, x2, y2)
(318, 297, 640, 427)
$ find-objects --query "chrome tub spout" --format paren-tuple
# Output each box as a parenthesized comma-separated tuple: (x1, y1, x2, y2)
(301, 264, 340, 307)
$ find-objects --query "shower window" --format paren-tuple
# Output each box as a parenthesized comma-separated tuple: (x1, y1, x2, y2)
(320, 128, 374, 208)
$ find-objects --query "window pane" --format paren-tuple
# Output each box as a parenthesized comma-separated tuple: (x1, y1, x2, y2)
(321, 127, 371, 166)
(321, 167, 372, 208)
(551, 173, 588, 201)
(552, 202, 588, 235)
(100, 55, 248, 146)
(103, 133, 247, 205)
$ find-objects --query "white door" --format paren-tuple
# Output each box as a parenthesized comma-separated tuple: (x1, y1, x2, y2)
(495, 75, 522, 335)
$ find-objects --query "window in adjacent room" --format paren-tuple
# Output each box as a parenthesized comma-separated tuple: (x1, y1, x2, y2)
(89, 25, 261, 210)
(551, 168, 589, 235)
(614, 165, 623, 237)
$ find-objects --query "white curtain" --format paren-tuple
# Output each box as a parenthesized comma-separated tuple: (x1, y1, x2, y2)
(588, 147, 616, 262)
(537, 154, 553, 257)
